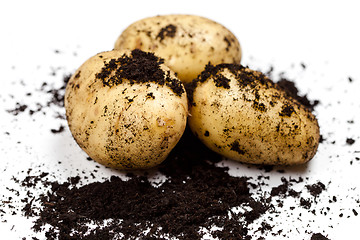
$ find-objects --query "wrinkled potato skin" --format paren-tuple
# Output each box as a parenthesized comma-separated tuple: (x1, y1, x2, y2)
(114, 15, 241, 83)
(188, 66, 320, 165)
(65, 50, 188, 170)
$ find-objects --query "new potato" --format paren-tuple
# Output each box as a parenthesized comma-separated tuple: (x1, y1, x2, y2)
(65, 14, 319, 169)
(114, 14, 242, 83)
(65, 49, 188, 170)
(188, 64, 320, 165)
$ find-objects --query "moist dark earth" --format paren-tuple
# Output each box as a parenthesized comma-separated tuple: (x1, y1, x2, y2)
(4, 61, 355, 240)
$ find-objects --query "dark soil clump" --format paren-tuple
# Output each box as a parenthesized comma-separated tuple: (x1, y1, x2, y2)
(96, 49, 184, 97)
(277, 78, 319, 111)
(311, 232, 330, 240)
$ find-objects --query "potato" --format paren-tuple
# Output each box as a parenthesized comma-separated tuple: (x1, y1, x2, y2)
(187, 63, 320, 165)
(65, 49, 188, 170)
(114, 14, 241, 83)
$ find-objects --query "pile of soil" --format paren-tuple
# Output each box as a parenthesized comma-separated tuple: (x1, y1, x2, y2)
(16, 128, 330, 240)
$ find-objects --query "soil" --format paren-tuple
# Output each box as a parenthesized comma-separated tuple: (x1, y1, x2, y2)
(3, 59, 346, 240)
(18, 128, 332, 240)
(96, 49, 184, 97)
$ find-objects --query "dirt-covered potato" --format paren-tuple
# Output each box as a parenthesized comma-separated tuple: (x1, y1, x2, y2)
(114, 14, 241, 83)
(187, 64, 320, 165)
(65, 49, 188, 170)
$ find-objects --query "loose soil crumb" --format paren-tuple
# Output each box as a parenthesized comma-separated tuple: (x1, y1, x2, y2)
(6, 73, 70, 118)
(346, 138, 355, 145)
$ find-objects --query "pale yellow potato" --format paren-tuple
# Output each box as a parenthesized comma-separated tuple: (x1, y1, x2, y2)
(65, 49, 188, 170)
(114, 14, 241, 83)
(188, 64, 320, 165)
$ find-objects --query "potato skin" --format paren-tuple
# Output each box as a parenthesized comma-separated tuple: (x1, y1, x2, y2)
(114, 14, 241, 83)
(65, 50, 188, 170)
(187, 64, 320, 165)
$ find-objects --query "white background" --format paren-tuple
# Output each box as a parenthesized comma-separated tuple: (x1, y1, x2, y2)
(1, 0, 360, 239)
